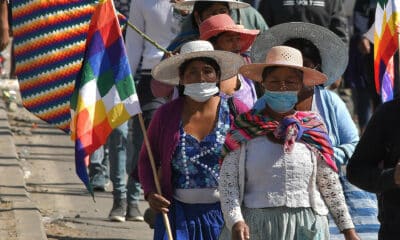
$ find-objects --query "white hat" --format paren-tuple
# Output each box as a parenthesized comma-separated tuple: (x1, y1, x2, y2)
(250, 22, 348, 86)
(152, 40, 245, 85)
(173, 0, 249, 12)
(240, 46, 327, 86)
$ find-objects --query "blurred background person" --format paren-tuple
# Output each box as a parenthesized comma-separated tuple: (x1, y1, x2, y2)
(199, 14, 260, 108)
(347, 97, 400, 240)
(344, 0, 380, 134)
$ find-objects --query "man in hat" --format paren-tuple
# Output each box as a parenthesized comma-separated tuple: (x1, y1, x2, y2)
(199, 14, 259, 108)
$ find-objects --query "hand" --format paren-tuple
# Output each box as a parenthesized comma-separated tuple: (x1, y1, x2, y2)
(394, 159, 400, 185)
(0, 27, 9, 51)
(164, 51, 175, 58)
(231, 221, 250, 240)
(147, 192, 171, 214)
(0, 1, 9, 51)
(343, 228, 360, 240)
(357, 37, 371, 55)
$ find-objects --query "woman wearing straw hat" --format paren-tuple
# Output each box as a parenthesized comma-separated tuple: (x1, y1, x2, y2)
(168, 0, 267, 52)
(250, 22, 379, 239)
(219, 45, 358, 240)
(138, 40, 249, 239)
(198, 14, 260, 108)
(151, 0, 266, 99)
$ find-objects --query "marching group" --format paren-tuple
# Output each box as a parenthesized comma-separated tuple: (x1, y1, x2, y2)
(91, 0, 400, 240)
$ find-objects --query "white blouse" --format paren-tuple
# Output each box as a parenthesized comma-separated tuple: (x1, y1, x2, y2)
(219, 136, 354, 232)
(244, 136, 316, 208)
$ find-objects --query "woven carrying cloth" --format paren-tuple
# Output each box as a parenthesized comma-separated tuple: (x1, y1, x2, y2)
(221, 110, 337, 172)
(12, 1, 97, 132)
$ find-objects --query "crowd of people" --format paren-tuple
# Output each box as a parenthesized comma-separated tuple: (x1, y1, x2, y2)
(81, 0, 400, 239)
(14, 0, 393, 239)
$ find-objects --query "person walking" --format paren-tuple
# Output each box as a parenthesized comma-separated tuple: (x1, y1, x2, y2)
(151, 0, 266, 102)
(219, 45, 359, 240)
(139, 40, 248, 239)
(249, 21, 380, 239)
(168, 0, 267, 53)
(199, 14, 260, 108)
(122, 0, 183, 223)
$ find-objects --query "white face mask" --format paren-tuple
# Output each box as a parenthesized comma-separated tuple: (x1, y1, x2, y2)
(183, 82, 219, 102)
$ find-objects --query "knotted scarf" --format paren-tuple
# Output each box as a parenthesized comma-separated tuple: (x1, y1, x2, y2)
(221, 109, 337, 172)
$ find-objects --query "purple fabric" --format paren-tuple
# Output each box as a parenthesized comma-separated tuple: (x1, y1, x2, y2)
(220, 75, 258, 109)
(138, 97, 249, 201)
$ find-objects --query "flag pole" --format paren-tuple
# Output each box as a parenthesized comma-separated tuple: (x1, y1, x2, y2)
(126, 20, 169, 55)
(138, 113, 174, 240)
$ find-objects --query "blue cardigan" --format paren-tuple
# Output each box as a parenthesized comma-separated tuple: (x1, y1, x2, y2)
(314, 86, 359, 168)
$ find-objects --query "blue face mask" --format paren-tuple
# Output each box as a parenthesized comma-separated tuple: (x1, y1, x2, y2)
(263, 90, 298, 113)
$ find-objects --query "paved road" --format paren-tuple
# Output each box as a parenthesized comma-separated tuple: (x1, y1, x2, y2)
(5, 86, 153, 240)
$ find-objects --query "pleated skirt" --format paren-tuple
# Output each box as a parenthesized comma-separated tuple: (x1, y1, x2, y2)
(219, 207, 329, 240)
(154, 200, 224, 240)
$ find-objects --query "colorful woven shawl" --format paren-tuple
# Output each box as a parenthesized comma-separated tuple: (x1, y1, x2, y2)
(221, 110, 337, 172)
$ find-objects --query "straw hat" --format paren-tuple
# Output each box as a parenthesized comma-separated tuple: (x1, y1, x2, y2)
(240, 46, 327, 86)
(173, 0, 249, 12)
(152, 40, 245, 85)
(250, 22, 348, 86)
(199, 14, 259, 53)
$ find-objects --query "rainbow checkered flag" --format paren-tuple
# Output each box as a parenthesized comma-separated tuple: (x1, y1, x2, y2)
(70, 0, 141, 196)
(374, 0, 400, 102)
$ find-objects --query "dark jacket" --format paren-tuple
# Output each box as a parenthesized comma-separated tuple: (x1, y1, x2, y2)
(258, 0, 349, 44)
(352, 0, 376, 41)
(347, 98, 400, 224)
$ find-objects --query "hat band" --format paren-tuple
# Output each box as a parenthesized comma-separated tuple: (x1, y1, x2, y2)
(267, 60, 303, 68)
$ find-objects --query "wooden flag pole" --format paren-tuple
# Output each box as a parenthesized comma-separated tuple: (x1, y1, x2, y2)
(126, 20, 169, 55)
(138, 113, 174, 240)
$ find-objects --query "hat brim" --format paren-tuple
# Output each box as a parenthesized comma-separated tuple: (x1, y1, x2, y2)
(250, 22, 348, 86)
(173, 0, 250, 11)
(200, 27, 259, 53)
(239, 63, 327, 87)
(152, 50, 245, 86)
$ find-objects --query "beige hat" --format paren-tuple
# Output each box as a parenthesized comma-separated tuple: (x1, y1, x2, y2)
(250, 22, 348, 86)
(239, 46, 327, 86)
(152, 40, 245, 85)
(173, 0, 249, 12)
